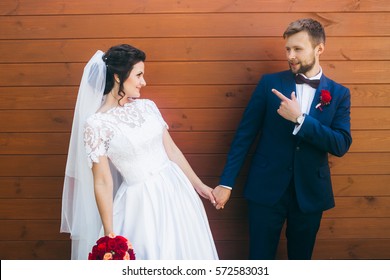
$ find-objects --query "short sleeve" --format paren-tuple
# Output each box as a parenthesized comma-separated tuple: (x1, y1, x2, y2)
(145, 99, 169, 129)
(83, 117, 114, 168)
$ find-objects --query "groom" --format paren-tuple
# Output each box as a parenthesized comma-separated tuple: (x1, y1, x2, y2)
(213, 18, 352, 259)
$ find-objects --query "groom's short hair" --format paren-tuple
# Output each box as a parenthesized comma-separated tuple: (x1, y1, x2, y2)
(283, 18, 326, 47)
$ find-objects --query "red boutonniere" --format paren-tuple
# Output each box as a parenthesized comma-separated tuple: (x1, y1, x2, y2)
(315, 90, 332, 111)
(88, 233, 136, 260)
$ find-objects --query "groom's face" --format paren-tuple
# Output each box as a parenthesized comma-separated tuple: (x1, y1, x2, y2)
(285, 31, 322, 77)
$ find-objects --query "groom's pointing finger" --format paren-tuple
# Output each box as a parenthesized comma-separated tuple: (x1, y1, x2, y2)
(272, 88, 288, 101)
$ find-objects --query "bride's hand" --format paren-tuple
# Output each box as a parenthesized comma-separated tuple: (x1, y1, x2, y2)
(194, 184, 216, 204)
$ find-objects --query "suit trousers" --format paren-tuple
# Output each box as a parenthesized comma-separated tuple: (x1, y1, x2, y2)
(248, 180, 323, 259)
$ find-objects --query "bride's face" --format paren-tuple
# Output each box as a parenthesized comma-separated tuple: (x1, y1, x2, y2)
(122, 61, 146, 101)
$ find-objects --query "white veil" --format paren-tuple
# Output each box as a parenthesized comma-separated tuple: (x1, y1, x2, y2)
(60, 50, 108, 259)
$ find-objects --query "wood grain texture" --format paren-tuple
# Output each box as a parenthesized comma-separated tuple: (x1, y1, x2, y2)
(0, 153, 388, 177)
(280, 239, 390, 259)
(0, 130, 388, 155)
(1, 0, 389, 15)
(1, 84, 389, 110)
(1, 37, 389, 63)
(1, 215, 389, 240)
(1, 174, 388, 200)
(0, 108, 387, 133)
(1, 13, 389, 40)
(0, 61, 388, 87)
(1, 239, 389, 260)
(0, 241, 70, 260)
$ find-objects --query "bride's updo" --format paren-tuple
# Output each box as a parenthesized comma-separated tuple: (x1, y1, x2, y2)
(102, 44, 146, 98)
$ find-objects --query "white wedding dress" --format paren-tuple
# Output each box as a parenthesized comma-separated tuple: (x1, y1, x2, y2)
(84, 99, 218, 260)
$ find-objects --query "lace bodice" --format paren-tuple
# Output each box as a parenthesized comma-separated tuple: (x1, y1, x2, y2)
(84, 99, 169, 184)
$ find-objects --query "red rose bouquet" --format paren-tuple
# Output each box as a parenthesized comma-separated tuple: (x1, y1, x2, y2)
(315, 90, 332, 111)
(88, 233, 136, 260)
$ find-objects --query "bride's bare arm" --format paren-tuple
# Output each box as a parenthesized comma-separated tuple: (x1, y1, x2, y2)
(91, 157, 114, 236)
(162, 128, 216, 204)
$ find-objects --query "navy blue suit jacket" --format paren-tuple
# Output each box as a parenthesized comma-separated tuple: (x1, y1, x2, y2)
(220, 70, 352, 213)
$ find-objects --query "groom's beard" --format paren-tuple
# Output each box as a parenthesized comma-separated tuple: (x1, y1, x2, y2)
(289, 55, 316, 75)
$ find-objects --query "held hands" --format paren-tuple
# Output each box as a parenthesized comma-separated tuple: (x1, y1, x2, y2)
(195, 183, 217, 204)
(212, 186, 231, 210)
(272, 89, 301, 123)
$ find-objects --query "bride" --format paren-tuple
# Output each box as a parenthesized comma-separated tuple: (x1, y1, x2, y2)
(61, 44, 218, 260)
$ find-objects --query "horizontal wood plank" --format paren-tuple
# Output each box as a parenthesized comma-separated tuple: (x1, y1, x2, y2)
(174, 130, 390, 153)
(1, 194, 390, 220)
(325, 197, 390, 218)
(189, 153, 390, 176)
(1, 0, 389, 15)
(1, 174, 388, 199)
(0, 155, 67, 177)
(320, 153, 390, 175)
(218, 239, 390, 259)
(0, 62, 388, 87)
(318, 218, 390, 239)
(348, 84, 390, 107)
(0, 240, 70, 260)
(0, 107, 388, 132)
(1, 37, 389, 63)
(1, 13, 389, 39)
(205, 196, 390, 220)
(0, 129, 388, 155)
(0, 110, 75, 132)
(0, 84, 388, 110)
(0, 220, 67, 240)
(203, 175, 390, 197)
(0, 152, 388, 177)
(209, 218, 390, 241)
(279, 239, 390, 259)
(208, 196, 390, 220)
(0, 133, 70, 154)
(2, 217, 389, 242)
(0, 199, 61, 219)
(331, 175, 390, 197)
(0, 177, 64, 198)
(348, 130, 390, 152)
(1, 239, 388, 260)
(351, 108, 390, 130)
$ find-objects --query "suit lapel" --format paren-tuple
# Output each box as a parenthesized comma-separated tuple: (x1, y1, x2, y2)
(309, 75, 330, 119)
(281, 71, 296, 99)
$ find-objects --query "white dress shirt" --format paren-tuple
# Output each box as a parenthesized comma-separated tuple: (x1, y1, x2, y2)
(293, 68, 323, 135)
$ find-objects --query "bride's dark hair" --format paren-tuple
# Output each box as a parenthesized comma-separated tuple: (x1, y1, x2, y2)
(102, 44, 146, 102)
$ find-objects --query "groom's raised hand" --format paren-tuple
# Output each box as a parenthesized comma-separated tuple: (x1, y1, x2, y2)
(272, 88, 301, 123)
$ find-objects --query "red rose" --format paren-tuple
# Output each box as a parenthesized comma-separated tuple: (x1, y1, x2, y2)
(107, 238, 117, 251)
(129, 249, 136, 260)
(97, 242, 107, 253)
(97, 236, 109, 244)
(320, 90, 331, 104)
(88, 235, 136, 260)
(316, 90, 332, 111)
(116, 237, 130, 251)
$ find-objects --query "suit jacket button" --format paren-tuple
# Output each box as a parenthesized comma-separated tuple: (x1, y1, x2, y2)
(296, 146, 300, 151)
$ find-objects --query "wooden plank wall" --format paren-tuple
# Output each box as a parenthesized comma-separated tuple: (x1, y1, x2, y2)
(0, 0, 389, 260)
